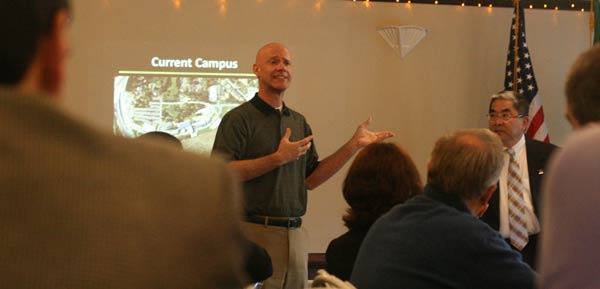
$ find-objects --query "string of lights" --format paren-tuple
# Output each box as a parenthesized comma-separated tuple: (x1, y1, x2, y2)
(349, 0, 591, 11)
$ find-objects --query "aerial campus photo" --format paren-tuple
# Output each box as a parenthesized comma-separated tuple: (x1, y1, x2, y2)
(114, 74, 258, 153)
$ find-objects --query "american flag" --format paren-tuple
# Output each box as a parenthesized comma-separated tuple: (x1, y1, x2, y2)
(504, 4, 549, 142)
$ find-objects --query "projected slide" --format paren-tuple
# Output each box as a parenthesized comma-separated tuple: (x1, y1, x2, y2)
(114, 73, 258, 154)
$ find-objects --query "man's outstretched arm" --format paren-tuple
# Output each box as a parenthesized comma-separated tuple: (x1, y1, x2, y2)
(305, 117, 394, 190)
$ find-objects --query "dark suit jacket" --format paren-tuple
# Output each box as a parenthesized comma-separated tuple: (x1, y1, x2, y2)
(326, 228, 369, 281)
(244, 239, 273, 283)
(480, 138, 557, 269)
(351, 185, 534, 289)
(0, 89, 245, 289)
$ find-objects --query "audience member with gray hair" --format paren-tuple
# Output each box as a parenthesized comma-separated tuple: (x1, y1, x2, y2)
(351, 129, 534, 289)
(539, 44, 600, 289)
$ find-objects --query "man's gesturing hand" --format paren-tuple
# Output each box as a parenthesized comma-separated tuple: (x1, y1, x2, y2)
(350, 116, 395, 149)
(275, 128, 314, 165)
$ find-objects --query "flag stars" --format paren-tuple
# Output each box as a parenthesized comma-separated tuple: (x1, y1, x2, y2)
(504, 7, 545, 140)
(502, 7, 547, 137)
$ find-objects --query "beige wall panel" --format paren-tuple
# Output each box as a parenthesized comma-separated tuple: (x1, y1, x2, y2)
(64, 1, 590, 252)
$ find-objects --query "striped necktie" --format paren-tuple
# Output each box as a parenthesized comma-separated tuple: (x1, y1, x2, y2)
(507, 149, 529, 251)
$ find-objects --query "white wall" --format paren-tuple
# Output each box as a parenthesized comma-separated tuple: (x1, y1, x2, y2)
(64, 0, 591, 253)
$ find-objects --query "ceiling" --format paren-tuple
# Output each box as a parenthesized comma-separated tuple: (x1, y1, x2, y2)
(349, 0, 592, 11)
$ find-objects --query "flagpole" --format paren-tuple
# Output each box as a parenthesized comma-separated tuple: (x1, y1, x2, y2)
(512, 0, 520, 95)
(592, 0, 595, 46)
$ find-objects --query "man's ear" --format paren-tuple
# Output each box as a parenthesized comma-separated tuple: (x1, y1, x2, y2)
(521, 115, 530, 132)
(252, 64, 260, 75)
(39, 9, 70, 98)
(481, 183, 496, 205)
(476, 183, 497, 217)
(565, 104, 581, 130)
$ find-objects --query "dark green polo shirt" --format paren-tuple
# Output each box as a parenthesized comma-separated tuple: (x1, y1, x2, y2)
(211, 94, 319, 217)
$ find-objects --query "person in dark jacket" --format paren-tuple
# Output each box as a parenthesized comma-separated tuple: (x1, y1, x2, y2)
(351, 129, 534, 289)
(325, 142, 422, 280)
(138, 131, 273, 285)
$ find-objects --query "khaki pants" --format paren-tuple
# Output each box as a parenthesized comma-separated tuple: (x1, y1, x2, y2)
(242, 222, 308, 289)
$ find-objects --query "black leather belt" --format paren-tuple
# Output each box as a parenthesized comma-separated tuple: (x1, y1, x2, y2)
(246, 215, 302, 228)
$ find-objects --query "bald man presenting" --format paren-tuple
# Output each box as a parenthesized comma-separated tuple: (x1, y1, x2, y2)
(212, 43, 393, 289)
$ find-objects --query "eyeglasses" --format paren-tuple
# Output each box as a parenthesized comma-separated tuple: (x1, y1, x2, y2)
(487, 112, 525, 122)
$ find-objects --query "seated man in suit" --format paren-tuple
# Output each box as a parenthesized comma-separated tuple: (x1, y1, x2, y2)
(481, 91, 557, 269)
(351, 129, 534, 289)
(538, 44, 600, 289)
(0, 1, 245, 288)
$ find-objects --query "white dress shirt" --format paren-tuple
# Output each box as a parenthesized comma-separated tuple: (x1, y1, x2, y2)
(498, 135, 541, 238)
